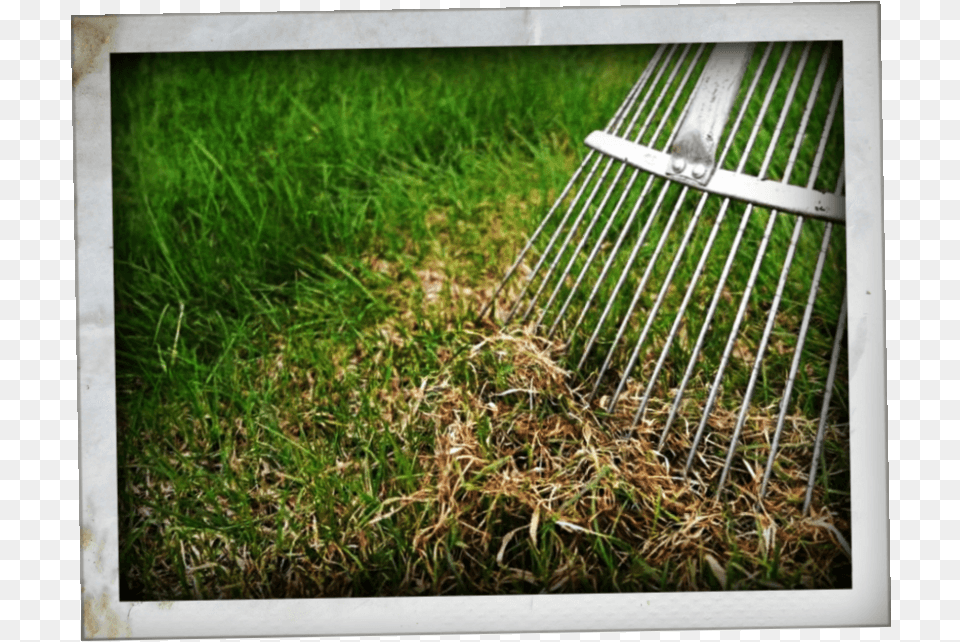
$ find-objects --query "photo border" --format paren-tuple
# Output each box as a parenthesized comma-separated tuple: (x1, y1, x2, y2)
(74, 4, 889, 638)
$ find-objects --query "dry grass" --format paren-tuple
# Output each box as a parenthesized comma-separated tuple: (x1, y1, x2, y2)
(368, 322, 851, 594)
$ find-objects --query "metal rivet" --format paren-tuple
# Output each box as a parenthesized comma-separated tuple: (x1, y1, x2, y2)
(691, 163, 706, 179)
(671, 157, 686, 173)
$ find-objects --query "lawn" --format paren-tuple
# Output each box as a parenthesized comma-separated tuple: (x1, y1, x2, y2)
(111, 42, 850, 600)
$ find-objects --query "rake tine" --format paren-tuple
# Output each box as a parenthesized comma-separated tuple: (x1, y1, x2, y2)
(589, 44, 776, 397)
(659, 43, 797, 447)
(757, 212, 836, 501)
(714, 44, 838, 495)
(574, 44, 769, 368)
(803, 292, 848, 515)
(536, 44, 709, 333)
(512, 44, 683, 324)
(588, 43, 792, 411)
(504, 44, 678, 324)
(717, 215, 803, 485)
(665, 51, 842, 453)
(587, 182, 690, 402)
(481, 148, 593, 320)
(480, 151, 595, 321)
(559, 167, 659, 345)
(519, 44, 696, 324)
(546, 165, 650, 340)
(491, 44, 672, 322)
(502, 150, 607, 323)
(610, 43, 774, 414)
(606, 183, 714, 413)
(574, 171, 677, 370)
(634, 43, 777, 430)
(654, 43, 797, 435)
(516, 155, 621, 324)
(608, 44, 672, 135)
(682, 41, 812, 477)
(759, 166, 845, 503)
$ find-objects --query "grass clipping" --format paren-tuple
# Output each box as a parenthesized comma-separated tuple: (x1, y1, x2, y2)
(371, 318, 850, 594)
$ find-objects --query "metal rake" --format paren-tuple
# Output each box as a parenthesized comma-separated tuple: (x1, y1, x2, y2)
(481, 41, 848, 513)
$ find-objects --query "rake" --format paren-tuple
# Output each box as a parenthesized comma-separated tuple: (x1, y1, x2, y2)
(481, 41, 848, 514)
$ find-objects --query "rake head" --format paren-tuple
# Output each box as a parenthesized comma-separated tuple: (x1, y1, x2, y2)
(482, 41, 849, 513)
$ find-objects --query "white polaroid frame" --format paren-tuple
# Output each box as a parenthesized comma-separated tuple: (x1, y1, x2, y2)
(75, 4, 889, 639)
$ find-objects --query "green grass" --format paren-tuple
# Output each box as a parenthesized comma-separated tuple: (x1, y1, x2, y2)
(112, 42, 850, 601)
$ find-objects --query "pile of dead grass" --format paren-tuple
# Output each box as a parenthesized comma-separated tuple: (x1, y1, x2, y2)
(370, 322, 851, 593)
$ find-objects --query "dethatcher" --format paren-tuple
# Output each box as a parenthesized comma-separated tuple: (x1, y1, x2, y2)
(482, 41, 848, 515)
